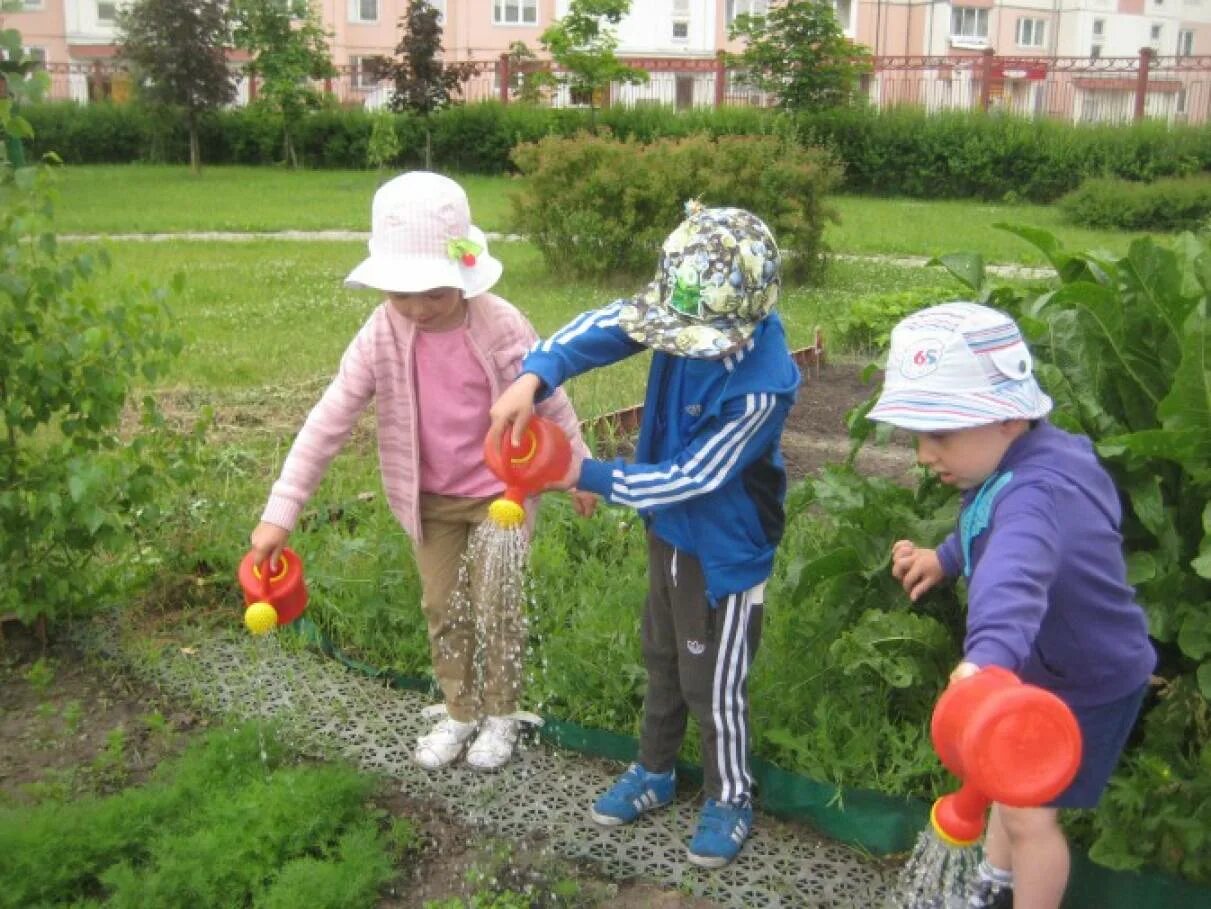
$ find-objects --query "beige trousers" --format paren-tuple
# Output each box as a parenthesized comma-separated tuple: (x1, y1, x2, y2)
(415, 493, 526, 723)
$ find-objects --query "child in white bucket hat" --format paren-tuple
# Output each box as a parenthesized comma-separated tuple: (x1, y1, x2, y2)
(489, 202, 800, 869)
(247, 172, 594, 772)
(871, 302, 1155, 909)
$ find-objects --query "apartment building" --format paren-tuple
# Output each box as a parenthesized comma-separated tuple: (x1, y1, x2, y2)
(5, 0, 1211, 118)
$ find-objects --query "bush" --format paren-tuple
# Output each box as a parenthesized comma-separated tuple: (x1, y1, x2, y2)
(510, 132, 841, 282)
(1059, 175, 1211, 231)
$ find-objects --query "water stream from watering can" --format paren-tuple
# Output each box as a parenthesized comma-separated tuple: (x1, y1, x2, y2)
(444, 521, 530, 711)
(885, 828, 981, 909)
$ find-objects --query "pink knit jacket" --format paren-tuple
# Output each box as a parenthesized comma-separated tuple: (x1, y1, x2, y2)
(261, 293, 588, 543)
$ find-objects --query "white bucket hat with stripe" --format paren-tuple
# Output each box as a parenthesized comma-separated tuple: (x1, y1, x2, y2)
(344, 171, 502, 298)
(868, 301, 1053, 431)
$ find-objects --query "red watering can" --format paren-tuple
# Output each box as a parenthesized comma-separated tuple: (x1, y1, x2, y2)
(929, 666, 1082, 847)
(237, 546, 308, 635)
(482, 415, 571, 529)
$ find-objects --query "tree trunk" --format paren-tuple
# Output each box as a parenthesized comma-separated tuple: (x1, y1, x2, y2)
(188, 109, 200, 174)
(284, 125, 298, 170)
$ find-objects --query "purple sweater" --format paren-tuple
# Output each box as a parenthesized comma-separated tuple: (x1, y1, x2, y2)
(937, 422, 1155, 707)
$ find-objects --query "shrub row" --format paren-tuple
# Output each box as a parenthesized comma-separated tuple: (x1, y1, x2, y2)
(23, 100, 1211, 202)
(1059, 174, 1211, 231)
(510, 133, 841, 282)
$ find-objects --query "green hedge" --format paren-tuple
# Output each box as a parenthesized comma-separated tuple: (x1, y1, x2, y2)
(22, 100, 1211, 202)
(1059, 174, 1211, 231)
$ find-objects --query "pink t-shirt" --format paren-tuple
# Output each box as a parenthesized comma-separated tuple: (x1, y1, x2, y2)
(413, 323, 503, 497)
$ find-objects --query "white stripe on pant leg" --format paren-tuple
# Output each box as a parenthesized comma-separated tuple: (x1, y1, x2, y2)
(735, 588, 756, 794)
(724, 590, 754, 801)
(712, 593, 746, 805)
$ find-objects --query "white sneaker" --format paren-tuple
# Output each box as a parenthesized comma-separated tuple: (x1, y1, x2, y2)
(465, 716, 520, 771)
(415, 710, 477, 770)
(464, 711, 543, 771)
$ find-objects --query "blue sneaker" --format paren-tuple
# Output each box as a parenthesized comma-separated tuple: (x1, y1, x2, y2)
(590, 763, 676, 826)
(687, 798, 753, 868)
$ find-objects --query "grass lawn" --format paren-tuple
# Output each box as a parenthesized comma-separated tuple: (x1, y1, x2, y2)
(54, 165, 517, 235)
(84, 236, 972, 416)
(827, 195, 1149, 264)
(54, 165, 1151, 265)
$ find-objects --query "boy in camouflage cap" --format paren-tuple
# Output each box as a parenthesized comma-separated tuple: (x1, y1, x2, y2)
(489, 202, 799, 868)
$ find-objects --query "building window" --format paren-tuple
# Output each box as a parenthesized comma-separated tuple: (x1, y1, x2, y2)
(672, 0, 689, 42)
(834, 0, 853, 32)
(951, 7, 989, 41)
(351, 55, 381, 89)
(97, 1, 117, 23)
(1179, 28, 1195, 56)
(1150, 22, 1163, 49)
(727, 0, 769, 25)
(1091, 18, 1105, 57)
(21, 0, 45, 10)
(22, 46, 47, 70)
(349, 0, 377, 24)
(1016, 17, 1045, 48)
(494, 0, 537, 25)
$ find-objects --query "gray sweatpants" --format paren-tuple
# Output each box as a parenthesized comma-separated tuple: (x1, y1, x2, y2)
(638, 533, 765, 805)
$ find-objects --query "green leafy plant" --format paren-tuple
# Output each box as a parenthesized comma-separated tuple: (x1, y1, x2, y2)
(832, 286, 959, 354)
(367, 111, 402, 171)
(0, 723, 399, 907)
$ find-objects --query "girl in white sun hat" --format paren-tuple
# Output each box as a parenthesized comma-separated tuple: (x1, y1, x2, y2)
(871, 302, 1155, 909)
(246, 171, 595, 772)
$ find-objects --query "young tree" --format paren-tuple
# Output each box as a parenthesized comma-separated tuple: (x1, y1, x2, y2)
(117, 0, 236, 172)
(2, 26, 204, 633)
(372, 0, 477, 116)
(729, 0, 870, 111)
(539, 0, 646, 117)
(231, 0, 335, 169)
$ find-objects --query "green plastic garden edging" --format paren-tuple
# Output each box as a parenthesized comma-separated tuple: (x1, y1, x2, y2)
(289, 617, 1209, 909)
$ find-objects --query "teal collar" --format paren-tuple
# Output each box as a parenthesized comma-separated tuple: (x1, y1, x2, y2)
(959, 471, 1014, 578)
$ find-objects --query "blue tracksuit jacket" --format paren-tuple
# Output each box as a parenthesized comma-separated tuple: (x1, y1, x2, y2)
(523, 301, 800, 602)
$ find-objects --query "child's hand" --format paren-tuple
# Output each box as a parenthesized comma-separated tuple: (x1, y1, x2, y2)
(570, 489, 597, 518)
(489, 373, 544, 447)
(248, 522, 290, 572)
(948, 661, 981, 685)
(890, 540, 944, 601)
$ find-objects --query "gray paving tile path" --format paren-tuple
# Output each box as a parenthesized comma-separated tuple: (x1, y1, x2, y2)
(82, 622, 896, 908)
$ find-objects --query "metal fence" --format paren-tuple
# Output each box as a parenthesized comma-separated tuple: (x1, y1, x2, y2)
(27, 48, 1211, 125)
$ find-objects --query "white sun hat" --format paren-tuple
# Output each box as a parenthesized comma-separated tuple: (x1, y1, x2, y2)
(868, 301, 1053, 432)
(344, 171, 502, 297)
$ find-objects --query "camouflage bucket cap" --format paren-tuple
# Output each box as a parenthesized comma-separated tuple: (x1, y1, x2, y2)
(618, 202, 781, 359)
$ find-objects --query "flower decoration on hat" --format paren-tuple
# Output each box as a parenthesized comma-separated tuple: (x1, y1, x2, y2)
(447, 236, 483, 268)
